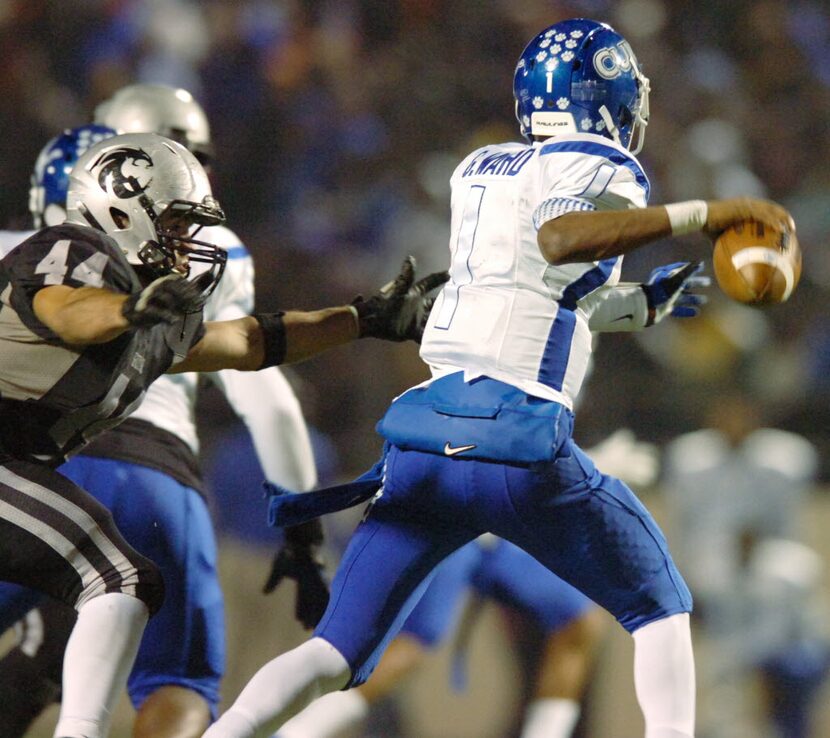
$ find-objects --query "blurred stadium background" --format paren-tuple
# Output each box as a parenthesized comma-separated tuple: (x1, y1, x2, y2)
(1, 0, 829, 736)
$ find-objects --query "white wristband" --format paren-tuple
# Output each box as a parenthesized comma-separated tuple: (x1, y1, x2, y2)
(664, 200, 708, 235)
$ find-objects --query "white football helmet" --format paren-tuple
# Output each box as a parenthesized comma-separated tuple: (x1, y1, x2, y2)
(65, 132, 226, 285)
(94, 83, 213, 164)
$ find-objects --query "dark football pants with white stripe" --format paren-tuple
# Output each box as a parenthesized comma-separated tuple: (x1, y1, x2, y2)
(0, 459, 165, 615)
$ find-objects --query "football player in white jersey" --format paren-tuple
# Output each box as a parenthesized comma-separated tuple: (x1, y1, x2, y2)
(202, 18, 794, 738)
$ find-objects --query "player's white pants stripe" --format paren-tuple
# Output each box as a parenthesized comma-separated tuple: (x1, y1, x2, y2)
(0, 466, 137, 603)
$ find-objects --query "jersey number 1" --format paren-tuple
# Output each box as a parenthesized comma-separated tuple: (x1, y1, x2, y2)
(434, 185, 485, 330)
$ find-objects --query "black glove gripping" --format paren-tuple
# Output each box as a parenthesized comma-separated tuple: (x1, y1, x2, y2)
(122, 272, 214, 328)
(352, 256, 449, 342)
(262, 519, 330, 629)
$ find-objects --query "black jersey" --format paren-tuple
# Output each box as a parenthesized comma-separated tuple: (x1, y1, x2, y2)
(0, 223, 205, 466)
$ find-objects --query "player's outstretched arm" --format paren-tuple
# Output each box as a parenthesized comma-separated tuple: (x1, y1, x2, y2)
(538, 197, 794, 265)
(33, 271, 213, 345)
(170, 256, 448, 373)
(168, 307, 356, 373)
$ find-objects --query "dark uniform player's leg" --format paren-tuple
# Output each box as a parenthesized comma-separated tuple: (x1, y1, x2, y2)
(0, 458, 164, 737)
(0, 459, 164, 610)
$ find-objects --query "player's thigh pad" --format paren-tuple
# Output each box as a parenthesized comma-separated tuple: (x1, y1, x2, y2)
(490, 440, 692, 632)
(473, 539, 594, 632)
(59, 456, 224, 712)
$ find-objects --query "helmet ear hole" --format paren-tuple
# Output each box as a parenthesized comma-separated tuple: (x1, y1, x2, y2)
(109, 207, 130, 229)
(619, 106, 634, 127)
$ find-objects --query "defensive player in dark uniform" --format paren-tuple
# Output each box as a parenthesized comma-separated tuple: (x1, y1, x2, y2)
(0, 131, 445, 738)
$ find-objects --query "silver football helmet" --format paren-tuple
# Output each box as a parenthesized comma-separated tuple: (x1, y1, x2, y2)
(65, 132, 226, 285)
(94, 84, 213, 164)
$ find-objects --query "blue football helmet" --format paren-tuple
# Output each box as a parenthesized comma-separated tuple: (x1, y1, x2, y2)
(29, 124, 117, 228)
(513, 18, 650, 154)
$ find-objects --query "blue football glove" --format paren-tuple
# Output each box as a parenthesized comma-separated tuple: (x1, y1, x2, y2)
(641, 261, 710, 327)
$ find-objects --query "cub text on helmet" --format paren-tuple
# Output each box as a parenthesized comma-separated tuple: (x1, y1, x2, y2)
(29, 124, 117, 228)
(65, 132, 227, 287)
(513, 18, 650, 154)
(94, 83, 213, 164)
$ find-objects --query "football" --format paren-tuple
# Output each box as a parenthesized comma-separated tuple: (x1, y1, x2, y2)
(712, 221, 801, 305)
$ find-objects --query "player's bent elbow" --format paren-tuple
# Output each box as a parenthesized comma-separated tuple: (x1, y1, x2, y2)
(537, 222, 577, 265)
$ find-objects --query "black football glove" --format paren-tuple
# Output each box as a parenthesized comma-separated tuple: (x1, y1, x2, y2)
(352, 256, 449, 342)
(122, 272, 214, 328)
(262, 519, 330, 630)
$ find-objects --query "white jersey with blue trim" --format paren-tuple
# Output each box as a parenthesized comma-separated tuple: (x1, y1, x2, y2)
(129, 224, 253, 452)
(419, 132, 649, 410)
(130, 224, 317, 489)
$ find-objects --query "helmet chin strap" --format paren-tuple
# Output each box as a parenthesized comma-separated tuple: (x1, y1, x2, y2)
(629, 72, 651, 156)
(515, 100, 531, 142)
(598, 105, 622, 146)
(599, 96, 649, 156)
(629, 119, 647, 156)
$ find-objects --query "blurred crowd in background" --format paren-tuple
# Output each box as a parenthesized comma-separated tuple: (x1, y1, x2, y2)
(3, 1, 830, 736)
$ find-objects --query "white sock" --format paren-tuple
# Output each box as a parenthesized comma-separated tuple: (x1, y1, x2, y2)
(53, 593, 148, 738)
(205, 638, 351, 738)
(275, 690, 369, 738)
(632, 613, 696, 738)
(520, 698, 581, 738)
